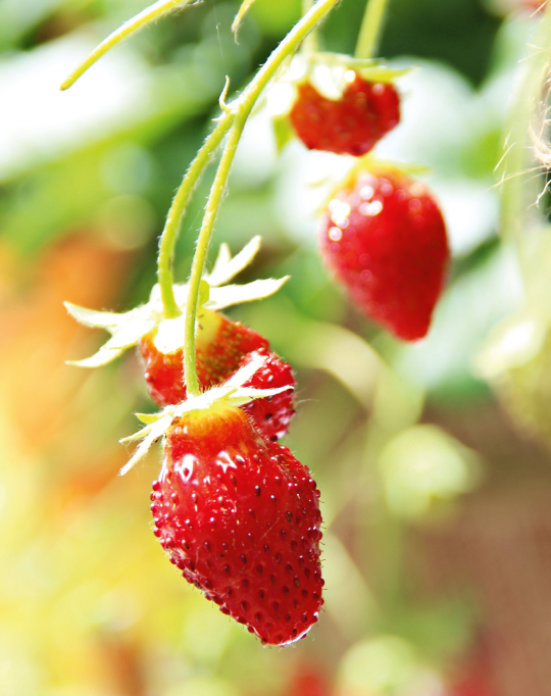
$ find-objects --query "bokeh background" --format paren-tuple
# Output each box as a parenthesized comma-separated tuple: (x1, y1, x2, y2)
(2, 0, 551, 694)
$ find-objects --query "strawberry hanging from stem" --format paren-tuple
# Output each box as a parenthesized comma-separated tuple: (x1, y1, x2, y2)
(153, 403, 323, 645)
(122, 356, 324, 646)
(319, 166, 449, 341)
(289, 71, 400, 156)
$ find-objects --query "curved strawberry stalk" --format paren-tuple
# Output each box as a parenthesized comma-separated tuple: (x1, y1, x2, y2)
(62, 0, 390, 402)
(65, 237, 286, 366)
(158, 0, 344, 398)
(60, 0, 197, 91)
(356, 0, 391, 61)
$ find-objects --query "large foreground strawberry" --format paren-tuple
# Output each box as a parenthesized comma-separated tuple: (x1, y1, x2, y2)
(289, 73, 400, 156)
(150, 403, 324, 646)
(319, 168, 449, 340)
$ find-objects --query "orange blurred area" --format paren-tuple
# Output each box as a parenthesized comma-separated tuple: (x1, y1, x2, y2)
(0, 234, 131, 453)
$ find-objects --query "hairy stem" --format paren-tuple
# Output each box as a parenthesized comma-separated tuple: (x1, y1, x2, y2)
(157, 119, 233, 318)
(183, 119, 246, 397)
(61, 0, 194, 90)
(179, 0, 342, 394)
(302, 0, 319, 53)
(355, 0, 390, 60)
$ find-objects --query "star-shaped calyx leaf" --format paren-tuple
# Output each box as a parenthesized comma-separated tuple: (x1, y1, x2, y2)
(119, 351, 293, 475)
(65, 236, 288, 366)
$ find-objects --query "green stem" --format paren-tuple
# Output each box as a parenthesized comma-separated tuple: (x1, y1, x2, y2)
(355, 0, 389, 60)
(61, 0, 194, 90)
(177, 0, 342, 395)
(157, 119, 232, 318)
(183, 119, 246, 397)
(302, 0, 319, 53)
(245, 0, 340, 107)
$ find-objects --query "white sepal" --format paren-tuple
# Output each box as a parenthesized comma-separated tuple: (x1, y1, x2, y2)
(208, 242, 232, 281)
(222, 385, 291, 408)
(65, 305, 157, 367)
(64, 302, 128, 330)
(206, 235, 261, 287)
(119, 414, 174, 476)
(118, 352, 294, 475)
(66, 237, 288, 365)
(67, 337, 128, 368)
(224, 350, 266, 387)
(152, 315, 186, 354)
(207, 277, 289, 310)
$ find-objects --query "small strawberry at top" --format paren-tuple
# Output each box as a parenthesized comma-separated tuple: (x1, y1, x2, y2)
(289, 72, 400, 156)
(319, 168, 449, 341)
(145, 394, 323, 645)
(266, 54, 407, 155)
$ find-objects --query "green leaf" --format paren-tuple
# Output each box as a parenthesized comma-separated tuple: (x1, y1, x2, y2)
(356, 65, 412, 84)
(271, 114, 295, 154)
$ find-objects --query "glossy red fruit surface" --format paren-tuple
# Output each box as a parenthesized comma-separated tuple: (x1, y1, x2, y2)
(289, 74, 400, 156)
(138, 311, 268, 406)
(151, 405, 324, 646)
(319, 169, 449, 340)
(138, 313, 296, 440)
(239, 348, 296, 442)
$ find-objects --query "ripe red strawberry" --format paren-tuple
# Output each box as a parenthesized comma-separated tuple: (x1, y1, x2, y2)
(138, 311, 295, 440)
(150, 404, 324, 646)
(289, 74, 400, 156)
(139, 309, 268, 405)
(319, 169, 449, 340)
(239, 348, 296, 442)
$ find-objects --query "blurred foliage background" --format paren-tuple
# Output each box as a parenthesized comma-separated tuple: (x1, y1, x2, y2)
(2, 0, 551, 694)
